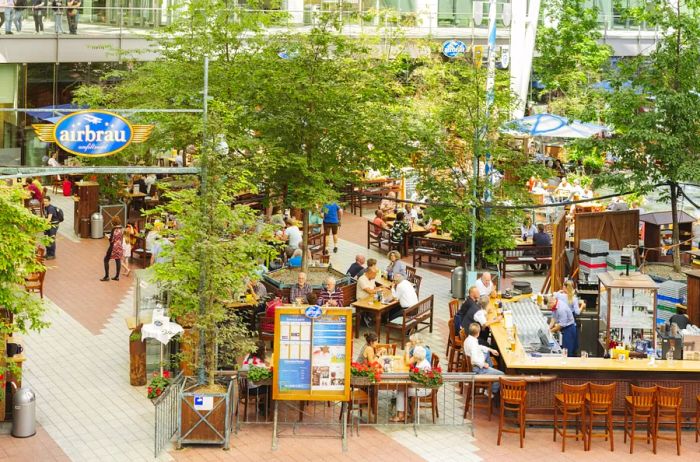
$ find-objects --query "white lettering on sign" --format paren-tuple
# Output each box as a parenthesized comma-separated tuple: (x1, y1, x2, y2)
(58, 125, 128, 143)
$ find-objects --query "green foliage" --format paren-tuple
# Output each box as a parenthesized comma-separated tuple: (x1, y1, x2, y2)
(593, 0, 700, 270)
(247, 365, 272, 383)
(147, 148, 277, 385)
(0, 186, 50, 336)
(534, 0, 612, 120)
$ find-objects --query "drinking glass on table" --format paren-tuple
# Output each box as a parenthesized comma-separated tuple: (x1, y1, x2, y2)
(561, 348, 568, 363)
(580, 350, 588, 359)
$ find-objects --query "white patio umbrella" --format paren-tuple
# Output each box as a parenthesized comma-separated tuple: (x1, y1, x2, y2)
(502, 113, 609, 139)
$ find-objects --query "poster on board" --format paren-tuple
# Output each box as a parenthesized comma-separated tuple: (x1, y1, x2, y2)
(273, 307, 352, 401)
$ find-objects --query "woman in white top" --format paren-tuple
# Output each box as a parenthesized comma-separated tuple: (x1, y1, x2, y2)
(390, 346, 431, 422)
(555, 280, 584, 316)
(520, 217, 537, 240)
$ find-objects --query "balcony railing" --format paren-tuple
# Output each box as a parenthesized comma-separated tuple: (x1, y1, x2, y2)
(0, 5, 659, 39)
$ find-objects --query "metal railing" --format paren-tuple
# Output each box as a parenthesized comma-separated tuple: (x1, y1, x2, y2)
(0, 6, 661, 39)
(152, 371, 184, 458)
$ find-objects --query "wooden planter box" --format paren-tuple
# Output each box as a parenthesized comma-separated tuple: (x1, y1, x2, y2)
(129, 327, 146, 386)
(177, 377, 234, 449)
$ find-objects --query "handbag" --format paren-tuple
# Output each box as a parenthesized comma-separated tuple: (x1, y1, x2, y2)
(7, 343, 24, 357)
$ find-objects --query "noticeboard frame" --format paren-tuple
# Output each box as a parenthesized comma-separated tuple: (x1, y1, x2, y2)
(272, 307, 352, 402)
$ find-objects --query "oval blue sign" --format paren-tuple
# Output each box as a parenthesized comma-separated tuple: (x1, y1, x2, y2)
(442, 40, 467, 58)
(305, 305, 323, 319)
(53, 110, 134, 157)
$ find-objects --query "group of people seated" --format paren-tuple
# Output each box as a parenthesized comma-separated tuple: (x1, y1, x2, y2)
(527, 175, 594, 203)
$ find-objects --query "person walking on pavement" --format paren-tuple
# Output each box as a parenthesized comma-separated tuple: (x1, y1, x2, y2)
(42, 196, 61, 260)
(51, 0, 64, 33)
(322, 202, 342, 254)
(65, 0, 78, 34)
(101, 216, 124, 281)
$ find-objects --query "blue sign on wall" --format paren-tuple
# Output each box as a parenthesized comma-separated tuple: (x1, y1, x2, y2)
(32, 110, 154, 157)
(442, 40, 467, 58)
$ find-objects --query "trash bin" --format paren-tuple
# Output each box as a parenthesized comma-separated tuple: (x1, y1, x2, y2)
(91, 213, 104, 239)
(12, 387, 36, 438)
(451, 266, 465, 299)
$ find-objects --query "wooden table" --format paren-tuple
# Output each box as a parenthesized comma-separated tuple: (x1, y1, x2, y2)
(424, 232, 453, 241)
(351, 289, 400, 339)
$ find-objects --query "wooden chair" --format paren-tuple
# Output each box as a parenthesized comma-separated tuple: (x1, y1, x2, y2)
(51, 176, 62, 194)
(405, 265, 417, 285)
(24, 270, 46, 299)
(384, 295, 434, 348)
(624, 384, 656, 454)
(414, 354, 440, 423)
(497, 379, 527, 448)
(411, 275, 423, 298)
(374, 343, 397, 356)
(584, 382, 616, 452)
(696, 394, 699, 443)
(346, 386, 372, 427)
(554, 383, 587, 452)
(446, 319, 463, 372)
(256, 312, 274, 344)
(462, 354, 494, 421)
(448, 299, 460, 319)
(654, 385, 682, 455)
(237, 378, 270, 422)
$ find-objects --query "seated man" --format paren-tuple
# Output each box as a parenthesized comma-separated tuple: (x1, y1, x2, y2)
(530, 223, 552, 273)
(319, 277, 344, 307)
(357, 258, 376, 278)
(463, 323, 503, 395)
(347, 254, 366, 278)
(356, 266, 379, 301)
(390, 273, 418, 320)
(290, 272, 312, 304)
(475, 271, 495, 298)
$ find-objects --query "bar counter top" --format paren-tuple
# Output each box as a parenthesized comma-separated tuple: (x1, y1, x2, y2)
(488, 295, 700, 373)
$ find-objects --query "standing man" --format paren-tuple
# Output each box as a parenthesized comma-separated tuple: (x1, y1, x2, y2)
(65, 0, 77, 34)
(12, 0, 23, 31)
(475, 271, 495, 298)
(43, 196, 60, 260)
(322, 202, 342, 254)
(547, 295, 578, 357)
(4, 0, 14, 34)
(31, 0, 43, 33)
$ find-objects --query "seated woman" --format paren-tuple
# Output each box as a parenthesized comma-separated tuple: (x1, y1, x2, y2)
(404, 332, 432, 365)
(386, 250, 407, 280)
(356, 332, 386, 363)
(372, 209, 389, 229)
(389, 212, 409, 246)
(390, 346, 431, 422)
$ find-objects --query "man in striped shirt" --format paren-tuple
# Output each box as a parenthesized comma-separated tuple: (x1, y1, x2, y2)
(319, 277, 344, 307)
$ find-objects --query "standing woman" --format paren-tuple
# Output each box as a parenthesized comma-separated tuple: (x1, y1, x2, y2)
(121, 222, 136, 277)
(556, 280, 584, 316)
(101, 216, 123, 281)
(51, 0, 64, 34)
(31, 0, 43, 33)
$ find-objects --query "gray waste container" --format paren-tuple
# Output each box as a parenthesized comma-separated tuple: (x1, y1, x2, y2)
(12, 387, 36, 438)
(451, 266, 465, 299)
(91, 212, 104, 239)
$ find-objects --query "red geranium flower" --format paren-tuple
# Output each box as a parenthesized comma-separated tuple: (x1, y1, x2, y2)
(163, 370, 170, 379)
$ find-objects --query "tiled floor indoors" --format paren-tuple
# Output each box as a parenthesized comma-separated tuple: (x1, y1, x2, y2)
(2, 197, 699, 461)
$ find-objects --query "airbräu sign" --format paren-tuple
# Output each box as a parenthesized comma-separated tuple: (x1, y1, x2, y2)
(33, 110, 154, 157)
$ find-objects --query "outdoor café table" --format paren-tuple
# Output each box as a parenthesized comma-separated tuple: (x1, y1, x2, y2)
(371, 356, 410, 423)
(351, 289, 400, 339)
(424, 231, 453, 241)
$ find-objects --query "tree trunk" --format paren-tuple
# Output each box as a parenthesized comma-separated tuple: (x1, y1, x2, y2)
(129, 327, 146, 386)
(670, 182, 681, 272)
(301, 209, 310, 272)
(206, 327, 217, 386)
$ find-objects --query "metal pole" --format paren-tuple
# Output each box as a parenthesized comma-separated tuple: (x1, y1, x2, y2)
(197, 56, 209, 385)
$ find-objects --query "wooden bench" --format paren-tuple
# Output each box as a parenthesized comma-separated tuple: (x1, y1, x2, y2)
(384, 295, 434, 348)
(499, 245, 552, 279)
(367, 221, 403, 254)
(412, 237, 467, 269)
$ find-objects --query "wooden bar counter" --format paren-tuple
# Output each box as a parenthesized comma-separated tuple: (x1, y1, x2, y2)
(487, 296, 700, 417)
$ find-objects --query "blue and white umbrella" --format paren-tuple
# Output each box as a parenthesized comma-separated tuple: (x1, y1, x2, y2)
(502, 113, 609, 139)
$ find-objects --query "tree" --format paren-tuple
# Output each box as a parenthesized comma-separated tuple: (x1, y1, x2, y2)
(0, 185, 49, 392)
(408, 52, 545, 267)
(594, 0, 700, 272)
(533, 0, 612, 121)
(147, 147, 277, 386)
(234, 17, 413, 269)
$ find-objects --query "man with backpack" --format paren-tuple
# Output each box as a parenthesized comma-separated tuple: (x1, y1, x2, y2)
(43, 196, 63, 259)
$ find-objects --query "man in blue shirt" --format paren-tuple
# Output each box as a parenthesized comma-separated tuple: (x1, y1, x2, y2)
(322, 202, 342, 253)
(547, 295, 578, 356)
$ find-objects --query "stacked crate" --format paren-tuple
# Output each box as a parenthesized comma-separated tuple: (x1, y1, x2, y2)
(606, 250, 637, 272)
(579, 239, 609, 283)
(657, 280, 687, 324)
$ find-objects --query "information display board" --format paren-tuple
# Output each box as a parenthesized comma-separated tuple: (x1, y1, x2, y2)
(273, 307, 352, 401)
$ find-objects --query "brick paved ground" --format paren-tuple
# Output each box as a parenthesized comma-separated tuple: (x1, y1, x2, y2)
(0, 426, 69, 462)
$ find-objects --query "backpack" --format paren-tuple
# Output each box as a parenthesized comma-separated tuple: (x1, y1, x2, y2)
(54, 207, 64, 223)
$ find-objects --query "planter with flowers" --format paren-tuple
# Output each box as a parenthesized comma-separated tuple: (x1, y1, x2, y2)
(409, 365, 443, 389)
(350, 361, 383, 386)
(148, 370, 171, 399)
(247, 365, 272, 387)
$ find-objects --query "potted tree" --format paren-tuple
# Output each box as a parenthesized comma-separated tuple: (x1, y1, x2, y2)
(147, 143, 275, 448)
(129, 326, 146, 386)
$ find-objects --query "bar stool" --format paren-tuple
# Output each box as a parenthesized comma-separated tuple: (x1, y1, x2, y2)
(497, 378, 527, 448)
(554, 383, 587, 452)
(584, 382, 616, 452)
(624, 384, 656, 454)
(654, 385, 682, 455)
(696, 394, 700, 443)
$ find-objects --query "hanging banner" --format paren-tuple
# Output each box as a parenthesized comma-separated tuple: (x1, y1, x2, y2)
(32, 110, 154, 157)
(273, 307, 352, 401)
